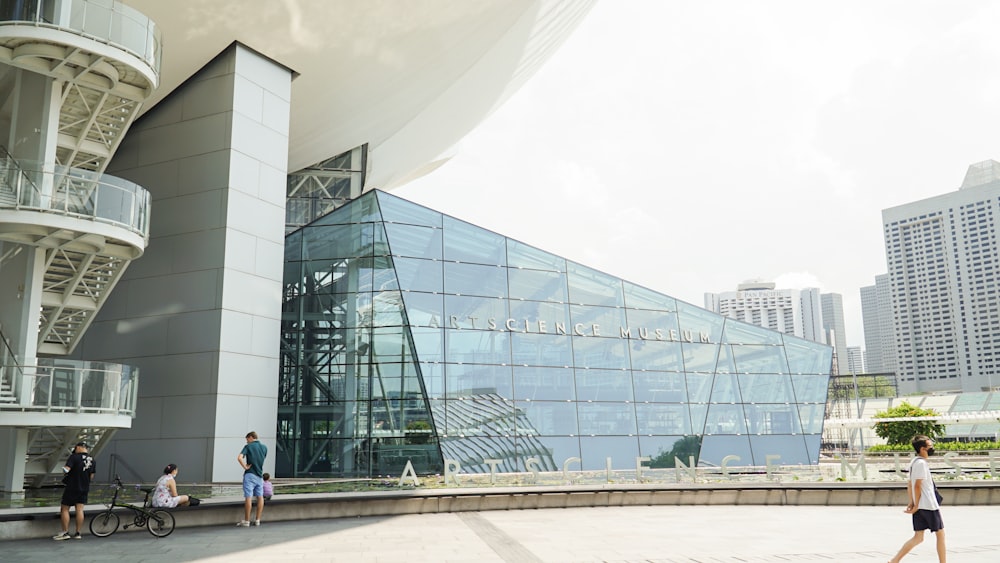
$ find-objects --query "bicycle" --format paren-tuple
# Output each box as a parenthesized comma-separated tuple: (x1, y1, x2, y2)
(89, 475, 175, 538)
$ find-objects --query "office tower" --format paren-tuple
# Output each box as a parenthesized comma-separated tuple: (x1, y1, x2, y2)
(860, 274, 896, 375)
(846, 346, 864, 375)
(705, 281, 826, 344)
(820, 293, 848, 375)
(883, 160, 1000, 394)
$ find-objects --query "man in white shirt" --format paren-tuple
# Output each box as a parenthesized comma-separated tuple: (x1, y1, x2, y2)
(888, 434, 946, 563)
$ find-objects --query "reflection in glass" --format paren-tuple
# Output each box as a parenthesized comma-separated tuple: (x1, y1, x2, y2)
(567, 263, 624, 307)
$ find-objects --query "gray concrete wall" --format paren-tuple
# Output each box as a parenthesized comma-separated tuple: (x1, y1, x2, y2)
(78, 43, 291, 484)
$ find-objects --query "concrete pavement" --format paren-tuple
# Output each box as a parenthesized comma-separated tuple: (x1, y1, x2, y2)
(3, 504, 1000, 562)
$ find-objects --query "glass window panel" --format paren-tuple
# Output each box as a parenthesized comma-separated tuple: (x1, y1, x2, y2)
(633, 372, 688, 403)
(748, 435, 810, 465)
(370, 328, 412, 362)
(709, 373, 743, 404)
(802, 435, 821, 464)
(511, 332, 573, 367)
(410, 327, 444, 363)
(443, 216, 507, 265)
(446, 363, 512, 398)
(371, 291, 405, 327)
(744, 404, 802, 435)
(676, 302, 724, 344)
(444, 295, 507, 329)
(313, 190, 380, 225)
(567, 263, 624, 307)
(577, 402, 637, 435)
(635, 403, 691, 435)
(623, 282, 677, 312)
(640, 436, 702, 466)
(784, 336, 833, 374)
(508, 268, 568, 302)
(384, 223, 442, 259)
(419, 362, 445, 398)
(722, 320, 784, 345)
(790, 374, 831, 404)
(686, 373, 713, 404)
(572, 336, 629, 370)
(624, 309, 679, 334)
(302, 257, 376, 296)
(797, 403, 826, 434)
(513, 367, 575, 400)
(715, 345, 737, 374)
(516, 401, 579, 435)
(704, 404, 748, 434)
(682, 343, 719, 373)
(303, 223, 380, 260)
(733, 345, 788, 374)
(507, 240, 565, 272)
(629, 340, 684, 371)
(392, 257, 443, 293)
(285, 230, 303, 261)
(508, 300, 569, 330)
(376, 192, 442, 227)
(401, 292, 443, 328)
(444, 262, 507, 297)
(689, 403, 709, 434)
(579, 437, 640, 470)
(569, 305, 626, 337)
(739, 373, 796, 404)
(443, 397, 514, 436)
(698, 435, 753, 467)
(524, 436, 579, 469)
(371, 256, 397, 292)
(445, 329, 510, 366)
(575, 369, 634, 402)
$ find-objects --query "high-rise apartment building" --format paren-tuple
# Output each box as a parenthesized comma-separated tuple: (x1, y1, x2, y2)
(820, 293, 848, 375)
(705, 282, 825, 343)
(882, 160, 1000, 394)
(860, 274, 896, 375)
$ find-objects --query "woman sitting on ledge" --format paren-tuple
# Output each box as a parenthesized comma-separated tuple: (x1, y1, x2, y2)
(152, 463, 198, 508)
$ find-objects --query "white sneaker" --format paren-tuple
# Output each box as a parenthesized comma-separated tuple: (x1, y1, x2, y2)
(252, 520, 260, 526)
(52, 531, 71, 540)
(236, 520, 250, 527)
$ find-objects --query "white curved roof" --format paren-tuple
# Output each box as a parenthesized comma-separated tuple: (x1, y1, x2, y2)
(124, 0, 594, 189)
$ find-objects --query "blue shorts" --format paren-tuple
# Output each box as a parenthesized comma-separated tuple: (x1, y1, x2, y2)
(242, 473, 263, 498)
(912, 509, 944, 532)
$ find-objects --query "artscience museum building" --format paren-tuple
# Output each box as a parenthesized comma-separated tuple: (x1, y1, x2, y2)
(279, 191, 834, 477)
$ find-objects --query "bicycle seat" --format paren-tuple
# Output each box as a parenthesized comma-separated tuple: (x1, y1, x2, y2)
(140, 488, 153, 494)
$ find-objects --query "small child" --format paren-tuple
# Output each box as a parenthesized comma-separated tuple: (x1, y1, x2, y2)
(262, 472, 273, 501)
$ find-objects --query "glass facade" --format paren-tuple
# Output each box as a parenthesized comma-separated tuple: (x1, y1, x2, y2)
(278, 191, 833, 477)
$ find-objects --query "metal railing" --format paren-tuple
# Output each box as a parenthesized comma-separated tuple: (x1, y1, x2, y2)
(0, 358, 138, 415)
(0, 0, 160, 73)
(0, 152, 150, 239)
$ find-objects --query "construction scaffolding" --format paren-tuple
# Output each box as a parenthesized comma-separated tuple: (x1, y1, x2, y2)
(823, 372, 898, 453)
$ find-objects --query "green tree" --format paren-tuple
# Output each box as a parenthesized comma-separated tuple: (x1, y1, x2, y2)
(872, 401, 945, 446)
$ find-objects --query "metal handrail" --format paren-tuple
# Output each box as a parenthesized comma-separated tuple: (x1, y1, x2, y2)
(0, 358, 138, 416)
(0, 0, 161, 73)
(0, 152, 150, 240)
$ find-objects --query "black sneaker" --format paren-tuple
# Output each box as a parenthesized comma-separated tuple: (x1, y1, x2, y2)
(71, 532, 82, 540)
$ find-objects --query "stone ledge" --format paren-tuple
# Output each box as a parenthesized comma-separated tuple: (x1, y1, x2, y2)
(2, 481, 995, 540)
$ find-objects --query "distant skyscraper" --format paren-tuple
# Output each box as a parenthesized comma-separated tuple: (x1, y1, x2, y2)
(860, 274, 896, 375)
(705, 281, 825, 344)
(820, 293, 848, 375)
(846, 346, 864, 375)
(882, 160, 1000, 393)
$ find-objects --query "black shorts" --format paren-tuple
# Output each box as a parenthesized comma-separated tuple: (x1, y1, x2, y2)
(912, 509, 944, 532)
(61, 489, 89, 506)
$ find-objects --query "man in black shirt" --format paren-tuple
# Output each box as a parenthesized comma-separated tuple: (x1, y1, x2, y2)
(53, 441, 95, 540)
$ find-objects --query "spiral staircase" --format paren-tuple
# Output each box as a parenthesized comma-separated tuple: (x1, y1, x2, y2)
(0, 0, 159, 491)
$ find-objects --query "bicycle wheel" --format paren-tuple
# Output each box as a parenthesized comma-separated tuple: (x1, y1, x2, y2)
(89, 511, 120, 537)
(146, 509, 175, 538)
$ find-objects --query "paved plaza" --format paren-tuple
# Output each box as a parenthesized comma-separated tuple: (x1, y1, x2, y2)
(2, 504, 999, 562)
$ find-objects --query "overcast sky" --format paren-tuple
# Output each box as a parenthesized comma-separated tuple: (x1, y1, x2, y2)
(396, 1, 1000, 349)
